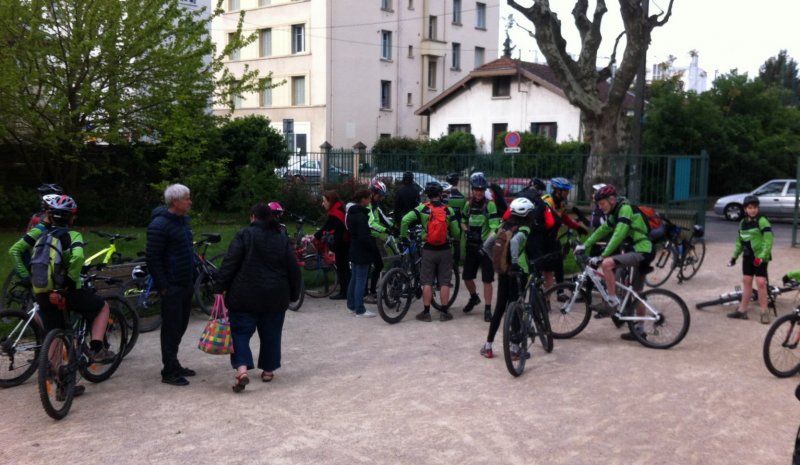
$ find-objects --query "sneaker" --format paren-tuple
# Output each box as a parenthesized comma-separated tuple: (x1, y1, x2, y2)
(161, 374, 190, 386)
(363, 293, 377, 304)
(439, 311, 454, 322)
(760, 312, 771, 325)
(462, 295, 481, 313)
(73, 384, 86, 397)
(178, 367, 197, 377)
(510, 344, 531, 361)
(727, 310, 749, 320)
(483, 308, 492, 322)
(621, 325, 647, 341)
(356, 310, 376, 318)
(480, 346, 493, 359)
(592, 300, 618, 316)
(416, 311, 432, 322)
(88, 347, 116, 363)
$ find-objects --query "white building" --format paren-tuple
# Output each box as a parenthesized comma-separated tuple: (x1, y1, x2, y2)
(211, 0, 499, 153)
(650, 52, 708, 93)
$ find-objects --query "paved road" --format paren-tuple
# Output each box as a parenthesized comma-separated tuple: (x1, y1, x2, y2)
(1, 243, 799, 464)
(704, 211, 796, 247)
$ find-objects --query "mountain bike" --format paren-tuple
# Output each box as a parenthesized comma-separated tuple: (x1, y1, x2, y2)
(0, 302, 43, 387)
(695, 280, 794, 315)
(762, 284, 800, 377)
(37, 294, 127, 420)
(119, 263, 162, 332)
(81, 269, 139, 357)
(193, 233, 223, 316)
(287, 213, 339, 301)
(544, 254, 690, 349)
(83, 231, 137, 267)
(645, 223, 706, 287)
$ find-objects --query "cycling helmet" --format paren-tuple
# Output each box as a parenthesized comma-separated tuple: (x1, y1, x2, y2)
(592, 183, 607, 191)
(445, 172, 459, 185)
(370, 180, 387, 196)
(593, 185, 617, 202)
(469, 172, 488, 190)
(531, 178, 547, 192)
(424, 181, 443, 198)
(692, 224, 705, 238)
(46, 195, 78, 220)
(509, 197, 535, 217)
(551, 177, 572, 190)
(742, 195, 759, 207)
(268, 201, 284, 213)
(41, 193, 61, 207)
(37, 183, 63, 195)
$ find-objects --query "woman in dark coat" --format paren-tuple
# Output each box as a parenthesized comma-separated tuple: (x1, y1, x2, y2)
(314, 190, 350, 300)
(214, 203, 302, 392)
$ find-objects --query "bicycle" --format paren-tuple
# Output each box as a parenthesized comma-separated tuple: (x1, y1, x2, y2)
(119, 263, 163, 333)
(762, 282, 800, 378)
(83, 231, 137, 267)
(37, 292, 127, 420)
(695, 280, 793, 316)
(81, 267, 139, 357)
(287, 213, 339, 301)
(544, 254, 691, 349)
(0, 302, 43, 387)
(645, 222, 706, 287)
(193, 233, 223, 316)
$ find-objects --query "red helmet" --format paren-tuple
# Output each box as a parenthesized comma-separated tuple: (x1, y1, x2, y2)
(370, 180, 387, 196)
(268, 201, 284, 213)
(593, 185, 617, 202)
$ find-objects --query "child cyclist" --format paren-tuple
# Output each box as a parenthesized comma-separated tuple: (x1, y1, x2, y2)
(726, 195, 773, 324)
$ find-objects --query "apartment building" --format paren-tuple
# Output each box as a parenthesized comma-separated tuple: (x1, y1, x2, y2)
(211, 0, 499, 153)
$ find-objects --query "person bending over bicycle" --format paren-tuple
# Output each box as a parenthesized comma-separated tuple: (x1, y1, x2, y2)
(575, 185, 654, 341)
(25, 183, 64, 231)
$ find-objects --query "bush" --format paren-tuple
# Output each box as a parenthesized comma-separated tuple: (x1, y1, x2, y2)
(278, 181, 325, 221)
(322, 178, 370, 205)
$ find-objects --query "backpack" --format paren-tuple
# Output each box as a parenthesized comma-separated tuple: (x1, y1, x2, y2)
(636, 205, 663, 231)
(492, 224, 519, 274)
(425, 202, 449, 246)
(30, 227, 71, 294)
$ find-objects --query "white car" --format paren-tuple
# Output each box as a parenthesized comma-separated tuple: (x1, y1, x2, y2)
(275, 159, 352, 182)
(372, 172, 451, 194)
(713, 179, 797, 221)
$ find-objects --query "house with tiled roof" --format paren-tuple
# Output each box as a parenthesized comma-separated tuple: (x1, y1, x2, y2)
(416, 57, 632, 152)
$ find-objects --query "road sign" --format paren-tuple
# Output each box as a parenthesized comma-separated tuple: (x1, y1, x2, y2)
(504, 131, 521, 148)
(503, 147, 521, 154)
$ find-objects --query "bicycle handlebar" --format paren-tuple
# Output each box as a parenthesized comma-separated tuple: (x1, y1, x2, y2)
(91, 230, 136, 242)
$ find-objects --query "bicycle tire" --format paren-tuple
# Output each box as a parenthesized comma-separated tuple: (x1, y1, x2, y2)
(288, 279, 305, 311)
(431, 269, 460, 310)
(1, 271, 34, 312)
(542, 282, 591, 339)
(631, 289, 690, 349)
(303, 260, 339, 298)
(762, 313, 800, 378)
(502, 301, 528, 377)
(193, 269, 217, 316)
(695, 292, 744, 310)
(377, 268, 413, 324)
(645, 246, 675, 288)
(679, 238, 705, 281)
(120, 279, 162, 333)
(38, 329, 75, 420)
(794, 422, 800, 465)
(80, 307, 126, 383)
(531, 290, 554, 353)
(0, 309, 43, 387)
(105, 296, 138, 357)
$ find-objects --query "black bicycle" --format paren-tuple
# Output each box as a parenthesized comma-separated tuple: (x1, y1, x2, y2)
(762, 284, 800, 378)
(193, 233, 223, 316)
(646, 222, 706, 287)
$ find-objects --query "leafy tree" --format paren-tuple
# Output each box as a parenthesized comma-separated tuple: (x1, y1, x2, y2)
(758, 50, 799, 105)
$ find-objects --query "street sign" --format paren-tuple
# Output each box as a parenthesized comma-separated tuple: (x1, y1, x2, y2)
(504, 131, 521, 148)
(503, 147, 521, 154)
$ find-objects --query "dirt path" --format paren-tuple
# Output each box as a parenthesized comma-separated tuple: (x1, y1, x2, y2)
(1, 242, 798, 465)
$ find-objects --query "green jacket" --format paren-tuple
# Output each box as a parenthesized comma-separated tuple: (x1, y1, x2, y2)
(9, 225, 86, 289)
(368, 201, 392, 237)
(509, 224, 531, 274)
(400, 201, 461, 247)
(583, 201, 653, 257)
(733, 215, 773, 261)
(461, 198, 500, 240)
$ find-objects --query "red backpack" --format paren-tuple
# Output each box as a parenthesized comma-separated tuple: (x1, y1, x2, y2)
(425, 202, 449, 246)
(635, 205, 663, 232)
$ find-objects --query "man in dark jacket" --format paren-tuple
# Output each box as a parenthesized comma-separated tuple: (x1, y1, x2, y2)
(394, 172, 420, 226)
(347, 189, 378, 317)
(146, 183, 196, 386)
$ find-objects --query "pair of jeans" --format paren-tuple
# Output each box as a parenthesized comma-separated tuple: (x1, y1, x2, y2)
(229, 311, 286, 372)
(347, 263, 370, 315)
(160, 284, 193, 376)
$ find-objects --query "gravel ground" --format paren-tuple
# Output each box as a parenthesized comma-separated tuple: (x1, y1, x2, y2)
(1, 242, 799, 465)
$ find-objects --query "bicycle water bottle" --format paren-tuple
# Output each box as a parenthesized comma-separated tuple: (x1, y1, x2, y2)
(676, 243, 685, 259)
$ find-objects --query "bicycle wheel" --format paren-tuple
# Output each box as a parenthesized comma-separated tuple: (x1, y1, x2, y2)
(531, 291, 554, 353)
(288, 278, 305, 311)
(431, 269, 460, 310)
(80, 307, 126, 383)
(502, 302, 529, 377)
(632, 289, 690, 349)
(120, 279, 162, 333)
(543, 282, 591, 339)
(194, 267, 217, 316)
(377, 268, 413, 324)
(763, 313, 800, 378)
(38, 329, 75, 420)
(0, 310, 43, 387)
(304, 259, 339, 298)
(680, 238, 705, 281)
(645, 246, 675, 288)
(1, 271, 34, 312)
(105, 296, 138, 357)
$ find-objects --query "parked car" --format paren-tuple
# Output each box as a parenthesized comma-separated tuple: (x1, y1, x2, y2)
(276, 159, 352, 183)
(372, 172, 451, 194)
(714, 179, 797, 221)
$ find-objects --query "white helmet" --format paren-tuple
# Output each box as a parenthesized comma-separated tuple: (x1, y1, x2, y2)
(592, 183, 607, 191)
(509, 197, 535, 217)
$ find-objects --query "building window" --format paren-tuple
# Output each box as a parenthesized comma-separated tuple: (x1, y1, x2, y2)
(407, 92, 413, 105)
(408, 45, 413, 57)
(474, 46, 485, 68)
(492, 123, 508, 149)
(381, 0, 392, 11)
(259, 28, 271, 57)
(381, 30, 392, 60)
(232, 94, 243, 109)
(380, 133, 392, 139)
(408, 0, 413, 9)
(380, 80, 392, 109)
(451, 42, 461, 70)
(228, 0, 239, 11)
(291, 24, 305, 54)
(492, 76, 511, 97)
(452, 0, 462, 24)
(292, 76, 305, 105)
(448, 124, 471, 134)
(531, 122, 558, 141)
(227, 33, 239, 61)
(476, 2, 486, 29)
(428, 58, 438, 89)
(428, 16, 438, 40)
(260, 78, 272, 107)
(259, 0, 271, 5)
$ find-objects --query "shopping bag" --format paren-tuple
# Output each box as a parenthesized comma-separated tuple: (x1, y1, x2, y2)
(198, 294, 234, 355)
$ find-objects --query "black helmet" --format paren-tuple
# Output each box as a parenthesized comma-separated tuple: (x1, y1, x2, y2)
(469, 172, 488, 190)
(742, 195, 759, 207)
(531, 178, 546, 192)
(37, 183, 64, 196)
(424, 181, 443, 198)
(402, 171, 414, 183)
(445, 172, 459, 185)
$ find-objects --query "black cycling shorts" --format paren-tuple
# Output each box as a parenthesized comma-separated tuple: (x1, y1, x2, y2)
(462, 249, 494, 283)
(35, 288, 105, 333)
(742, 256, 769, 278)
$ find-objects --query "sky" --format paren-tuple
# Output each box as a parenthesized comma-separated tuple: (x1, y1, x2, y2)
(500, 0, 800, 82)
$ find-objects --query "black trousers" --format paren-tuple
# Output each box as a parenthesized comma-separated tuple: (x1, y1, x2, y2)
(487, 274, 521, 344)
(160, 284, 193, 376)
(334, 246, 351, 296)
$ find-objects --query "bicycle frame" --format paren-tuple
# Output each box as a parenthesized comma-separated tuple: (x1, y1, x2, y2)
(571, 262, 661, 324)
(3, 303, 40, 351)
(84, 243, 118, 266)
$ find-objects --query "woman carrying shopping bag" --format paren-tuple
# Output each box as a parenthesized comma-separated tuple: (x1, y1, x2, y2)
(214, 203, 302, 392)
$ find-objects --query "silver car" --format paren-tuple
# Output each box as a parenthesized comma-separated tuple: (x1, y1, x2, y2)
(276, 159, 352, 183)
(713, 179, 797, 221)
(372, 172, 451, 194)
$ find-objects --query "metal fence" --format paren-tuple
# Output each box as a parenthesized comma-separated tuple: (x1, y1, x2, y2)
(277, 150, 709, 228)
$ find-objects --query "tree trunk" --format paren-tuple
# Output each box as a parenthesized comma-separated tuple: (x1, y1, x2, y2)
(582, 111, 626, 193)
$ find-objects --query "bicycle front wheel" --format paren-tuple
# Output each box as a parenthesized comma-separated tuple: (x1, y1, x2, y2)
(531, 291, 554, 353)
(377, 268, 413, 324)
(680, 238, 706, 281)
(120, 279, 162, 333)
(38, 329, 75, 420)
(304, 260, 339, 298)
(80, 307, 126, 383)
(633, 289, 690, 349)
(0, 310, 43, 387)
(502, 302, 529, 377)
(288, 279, 305, 311)
(105, 296, 138, 357)
(543, 282, 591, 339)
(763, 313, 800, 378)
(431, 269, 460, 310)
(645, 246, 675, 288)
